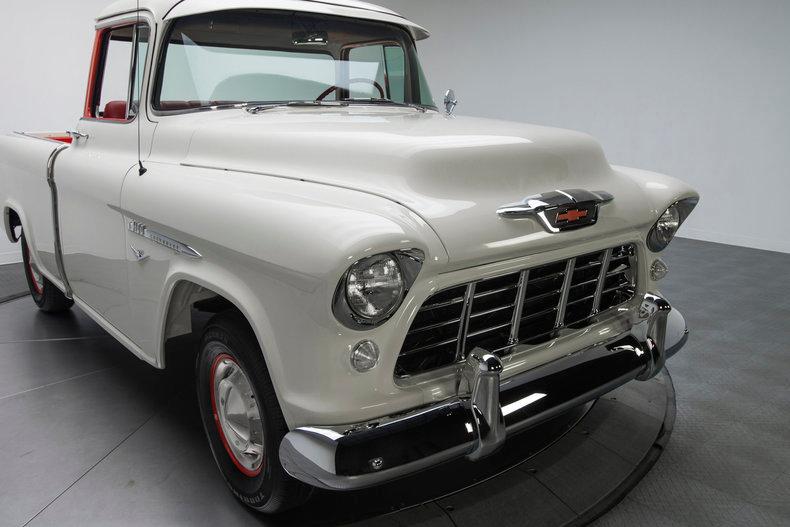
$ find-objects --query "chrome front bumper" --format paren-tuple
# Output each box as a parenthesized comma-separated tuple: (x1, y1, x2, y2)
(279, 293, 688, 491)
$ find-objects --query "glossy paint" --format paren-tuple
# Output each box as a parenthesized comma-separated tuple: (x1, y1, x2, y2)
(0, 1, 698, 429)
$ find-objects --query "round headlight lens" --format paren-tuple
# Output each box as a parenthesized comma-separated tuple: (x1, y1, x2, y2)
(648, 204, 681, 252)
(346, 254, 405, 320)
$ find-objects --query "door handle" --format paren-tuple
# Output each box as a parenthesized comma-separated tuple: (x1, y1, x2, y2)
(66, 130, 89, 141)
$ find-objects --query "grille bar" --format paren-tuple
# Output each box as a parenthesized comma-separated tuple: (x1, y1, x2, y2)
(474, 284, 518, 300)
(454, 283, 476, 363)
(408, 317, 463, 334)
(395, 244, 637, 378)
(555, 258, 577, 328)
(421, 297, 465, 311)
(507, 270, 529, 345)
(591, 248, 613, 314)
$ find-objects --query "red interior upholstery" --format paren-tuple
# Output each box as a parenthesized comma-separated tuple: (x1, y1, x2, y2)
(103, 100, 128, 120)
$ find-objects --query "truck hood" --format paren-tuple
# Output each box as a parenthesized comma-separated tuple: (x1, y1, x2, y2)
(181, 108, 654, 267)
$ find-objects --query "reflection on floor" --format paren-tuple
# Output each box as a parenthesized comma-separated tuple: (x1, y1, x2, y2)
(0, 237, 788, 526)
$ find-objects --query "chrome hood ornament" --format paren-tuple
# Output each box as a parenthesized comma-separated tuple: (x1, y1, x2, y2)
(497, 189, 614, 233)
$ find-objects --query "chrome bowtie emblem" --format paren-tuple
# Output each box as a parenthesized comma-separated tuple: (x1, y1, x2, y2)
(556, 208, 589, 223)
(497, 189, 614, 233)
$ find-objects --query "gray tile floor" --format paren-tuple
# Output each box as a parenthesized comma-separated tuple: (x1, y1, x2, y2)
(0, 237, 788, 526)
(593, 239, 790, 526)
(0, 262, 26, 303)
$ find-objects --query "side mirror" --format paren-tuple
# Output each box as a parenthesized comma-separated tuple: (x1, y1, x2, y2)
(444, 89, 458, 116)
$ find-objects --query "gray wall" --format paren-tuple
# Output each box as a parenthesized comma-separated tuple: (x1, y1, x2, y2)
(0, 0, 108, 263)
(381, 0, 790, 253)
(1, 1, 788, 261)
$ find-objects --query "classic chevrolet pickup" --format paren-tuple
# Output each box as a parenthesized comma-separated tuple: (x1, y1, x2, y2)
(0, 0, 698, 513)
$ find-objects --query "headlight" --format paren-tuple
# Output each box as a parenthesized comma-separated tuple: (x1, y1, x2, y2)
(346, 254, 405, 319)
(334, 250, 424, 329)
(647, 198, 698, 252)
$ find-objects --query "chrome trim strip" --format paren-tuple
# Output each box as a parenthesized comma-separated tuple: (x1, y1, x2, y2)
(46, 144, 73, 299)
(125, 22, 139, 121)
(592, 248, 613, 314)
(128, 220, 202, 258)
(455, 282, 477, 362)
(555, 258, 576, 328)
(508, 269, 529, 345)
(13, 132, 68, 145)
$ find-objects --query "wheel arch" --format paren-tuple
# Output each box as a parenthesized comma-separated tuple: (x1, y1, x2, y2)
(4, 204, 23, 243)
(156, 267, 293, 423)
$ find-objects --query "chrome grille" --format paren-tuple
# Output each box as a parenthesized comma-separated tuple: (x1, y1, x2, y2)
(395, 244, 637, 378)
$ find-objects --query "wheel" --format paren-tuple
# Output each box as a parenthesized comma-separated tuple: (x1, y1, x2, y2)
(196, 311, 312, 513)
(21, 235, 73, 313)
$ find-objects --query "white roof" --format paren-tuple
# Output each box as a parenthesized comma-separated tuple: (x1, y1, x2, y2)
(97, 0, 429, 40)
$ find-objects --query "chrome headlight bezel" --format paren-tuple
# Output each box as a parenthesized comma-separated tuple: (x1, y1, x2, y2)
(647, 197, 699, 252)
(333, 249, 425, 330)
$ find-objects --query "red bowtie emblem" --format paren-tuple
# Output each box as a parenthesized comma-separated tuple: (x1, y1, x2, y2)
(556, 209, 589, 223)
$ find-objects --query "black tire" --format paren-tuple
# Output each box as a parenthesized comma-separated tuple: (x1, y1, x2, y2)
(21, 235, 73, 313)
(196, 310, 312, 513)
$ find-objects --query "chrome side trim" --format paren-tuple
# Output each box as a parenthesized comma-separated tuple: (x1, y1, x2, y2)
(14, 132, 69, 145)
(46, 144, 73, 299)
(128, 220, 202, 259)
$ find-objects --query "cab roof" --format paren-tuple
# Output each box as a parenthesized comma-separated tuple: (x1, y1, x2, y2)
(97, 0, 429, 40)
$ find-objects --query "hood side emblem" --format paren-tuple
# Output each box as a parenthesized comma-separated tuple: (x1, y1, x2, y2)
(497, 189, 614, 233)
(128, 220, 203, 259)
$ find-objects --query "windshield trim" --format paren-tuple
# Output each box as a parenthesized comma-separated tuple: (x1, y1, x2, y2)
(151, 100, 439, 117)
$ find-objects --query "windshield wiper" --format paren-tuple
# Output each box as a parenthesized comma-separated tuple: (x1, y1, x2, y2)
(246, 101, 349, 114)
(346, 98, 431, 112)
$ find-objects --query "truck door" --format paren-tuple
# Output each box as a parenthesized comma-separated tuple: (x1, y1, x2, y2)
(53, 19, 152, 337)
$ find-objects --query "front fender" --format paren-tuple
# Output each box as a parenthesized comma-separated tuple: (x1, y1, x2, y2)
(124, 163, 449, 428)
(612, 165, 700, 225)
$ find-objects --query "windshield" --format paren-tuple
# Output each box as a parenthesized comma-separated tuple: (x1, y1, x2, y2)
(153, 10, 435, 112)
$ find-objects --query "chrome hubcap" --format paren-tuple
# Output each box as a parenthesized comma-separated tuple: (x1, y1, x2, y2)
(210, 346, 265, 476)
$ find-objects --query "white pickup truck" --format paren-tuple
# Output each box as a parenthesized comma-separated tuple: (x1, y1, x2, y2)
(0, 0, 699, 513)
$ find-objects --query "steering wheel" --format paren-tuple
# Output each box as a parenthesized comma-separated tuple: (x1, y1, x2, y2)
(317, 78, 385, 102)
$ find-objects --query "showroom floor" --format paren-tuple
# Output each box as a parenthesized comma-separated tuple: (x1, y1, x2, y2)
(0, 237, 788, 526)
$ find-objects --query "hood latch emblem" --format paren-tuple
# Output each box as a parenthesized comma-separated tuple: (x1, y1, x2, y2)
(497, 189, 614, 233)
